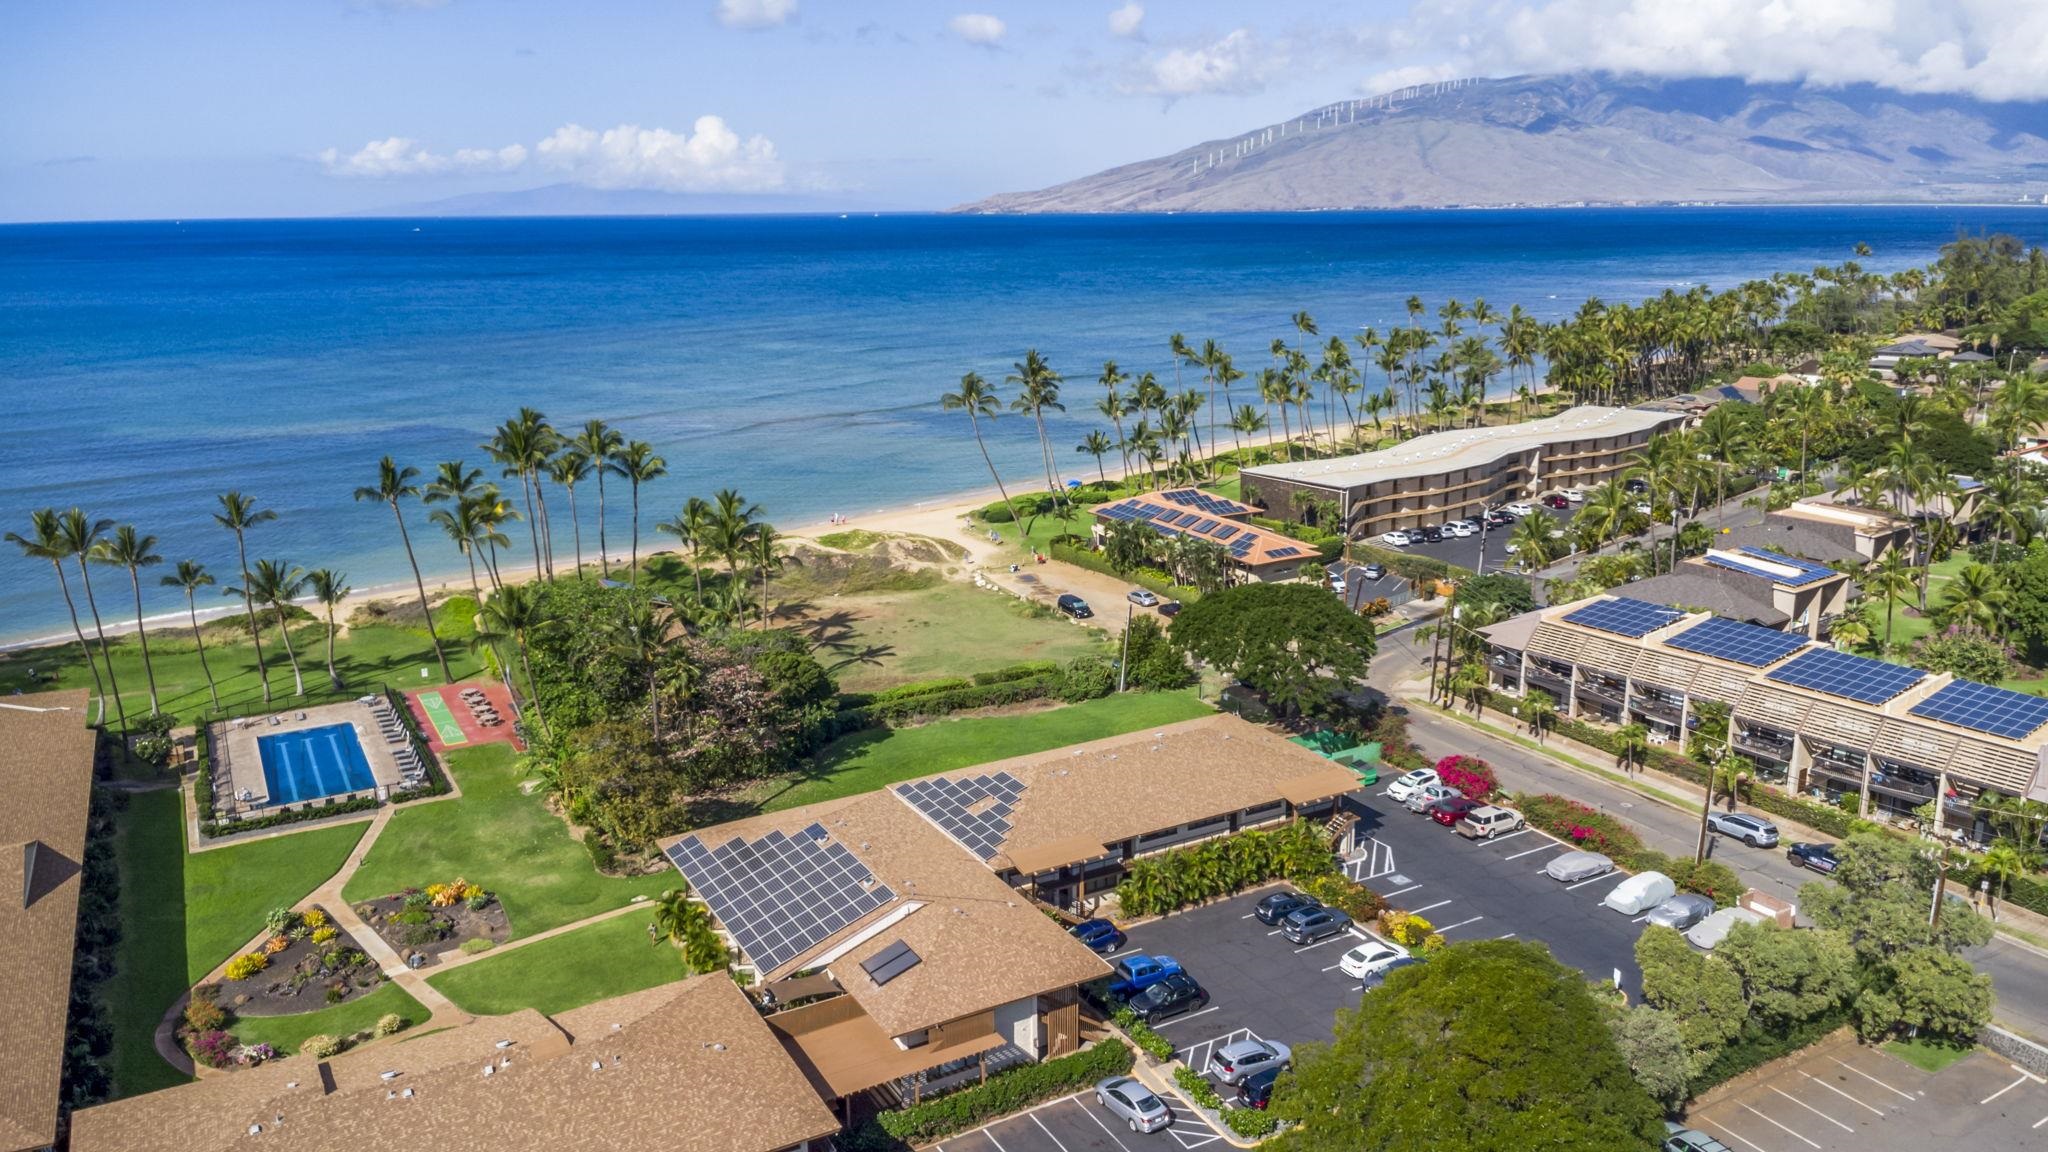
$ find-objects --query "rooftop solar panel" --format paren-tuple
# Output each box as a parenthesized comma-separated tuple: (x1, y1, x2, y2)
(1704, 553, 1791, 583)
(1562, 597, 1686, 638)
(1267, 547, 1301, 559)
(665, 825, 894, 974)
(1909, 679, 2048, 741)
(1734, 547, 1835, 587)
(1190, 517, 1220, 532)
(894, 772, 1026, 861)
(861, 939, 922, 986)
(1214, 526, 1239, 540)
(1664, 616, 1809, 667)
(1765, 648, 1925, 704)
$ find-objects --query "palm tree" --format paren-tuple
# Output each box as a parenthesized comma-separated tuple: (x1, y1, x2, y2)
(1507, 514, 1556, 569)
(655, 495, 715, 603)
(1007, 350, 1068, 511)
(485, 409, 559, 580)
(1231, 405, 1268, 460)
(214, 491, 276, 704)
(55, 509, 125, 731)
(1980, 844, 2030, 911)
(752, 522, 791, 627)
(941, 371, 1025, 529)
(711, 489, 763, 585)
(1097, 361, 1131, 477)
(354, 457, 453, 681)
(548, 449, 594, 579)
(1830, 614, 1871, 653)
(305, 568, 351, 691)
(1710, 755, 1754, 813)
(162, 560, 222, 712)
(1937, 562, 2008, 636)
(1614, 722, 1650, 777)
(8, 510, 109, 716)
(608, 440, 667, 582)
(573, 419, 625, 578)
(474, 582, 553, 738)
(1863, 550, 1918, 652)
(427, 496, 490, 602)
(238, 559, 308, 697)
(1522, 692, 1558, 743)
(1695, 406, 1748, 522)
(1076, 429, 1114, 483)
(93, 525, 163, 714)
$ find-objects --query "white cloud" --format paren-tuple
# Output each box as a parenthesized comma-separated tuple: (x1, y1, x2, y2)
(1107, 3, 1144, 38)
(1359, 62, 1466, 95)
(1130, 28, 1280, 98)
(535, 117, 784, 192)
(948, 13, 1006, 46)
(319, 137, 452, 176)
(451, 144, 529, 172)
(717, 0, 795, 30)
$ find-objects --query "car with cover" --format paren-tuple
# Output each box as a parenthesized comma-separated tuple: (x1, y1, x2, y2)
(1544, 850, 1615, 882)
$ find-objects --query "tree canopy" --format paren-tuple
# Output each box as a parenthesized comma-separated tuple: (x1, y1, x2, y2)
(1453, 573, 1536, 617)
(1274, 939, 1664, 1152)
(1635, 926, 1745, 1078)
(1169, 582, 1375, 720)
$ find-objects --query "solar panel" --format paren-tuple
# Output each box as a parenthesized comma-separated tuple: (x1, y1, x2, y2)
(1214, 526, 1239, 540)
(1562, 597, 1686, 638)
(1190, 517, 1220, 532)
(1765, 648, 1926, 704)
(1134, 504, 1165, 520)
(1705, 553, 1791, 583)
(1664, 616, 1808, 667)
(665, 824, 895, 974)
(1162, 489, 1197, 506)
(1909, 680, 2048, 741)
(1268, 547, 1301, 559)
(1733, 547, 1834, 587)
(894, 772, 1026, 861)
(861, 939, 922, 986)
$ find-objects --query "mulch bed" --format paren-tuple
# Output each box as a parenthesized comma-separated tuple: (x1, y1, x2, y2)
(354, 891, 512, 966)
(209, 905, 385, 1017)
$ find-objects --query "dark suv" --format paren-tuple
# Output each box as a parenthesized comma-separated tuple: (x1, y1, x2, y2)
(1237, 1065, 1282, 1110)
(1254, 891, 1321, 925)
(1786, 842, 1840, 873)
(1282, 907, 1353, 945)
(1056, 594, 1093, 619)
(1129, 972, 1209, 1024)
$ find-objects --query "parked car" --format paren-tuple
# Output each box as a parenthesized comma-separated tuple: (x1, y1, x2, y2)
(1786, 842, 1840, 873)
(1107, 954, 1183, 998)
(1056, 593, 1093, 619)
(1625, 478, 1650, 495)
(1445, 521, 1474, 538)
(1067, 918, 1125, 954)
(1328, 573, 1346, 594)
(1603, 871, 1678, 915)
(1455, 805, 1523, 839)
(1157, 600, 1182, 618)
(1644, 893, 1717, 931)
(1127, 588, 1159, 607)
(1707, 812, 1779, 847)
(1418, 525, 1444, 542)
(1282, 907, 1354, 945)
(1429, 796, 1484, 827)
(1361, 562, 1386, 581)
(1237, 1065, 1283, 1110)
(1545, 850, 1615, 882)
(1403, 782, 1460, 813)
(1337, 941, 1410, 980)
(1662, 1122, 1733, 1152)
(1486, 509, 1515, 527)
(1685, 906, 1767, 951)
(1562, 488, 1586, 503)
(1207, 1038, 1292, 1086)
(1385, 767, 1440, 802)
(1542, 493, 1570, 509)
(1359, 955, 1420, 990)
(1254, 890, 1322, 926)
(1503, 501, 1536, 517)
(1129, 971, 1210, 1023)
(1634, 501, 1654, 516)
(1096, 1076, 1173, 1134)
(1380, 530, 1413, 546)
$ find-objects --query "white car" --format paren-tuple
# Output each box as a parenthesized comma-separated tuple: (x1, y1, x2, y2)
(1503, 502, 1535, 517)
(1634, 502, 1653, 516)
(1385, 767, 1440, 802)
(1446, 522, 1475, 537)
(1338, 941, 1410, 980)
(1380, 530, 1413, 546)
(1561, 488, 1585, 504)
(1502, 541, 1521, 555)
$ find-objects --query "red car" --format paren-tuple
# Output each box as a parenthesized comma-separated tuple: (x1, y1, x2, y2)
(1542, 493, 1570, 509)
(1429, 797, 1484, 827)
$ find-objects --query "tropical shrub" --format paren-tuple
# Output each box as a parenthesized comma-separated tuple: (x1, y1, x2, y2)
(264, 907, 297, 935)
(374, 1013, 407, 1038)
(1378, 910, 1435, 948)
(1225, 1105, 1281, 1138)
(188, 1030, 238, 1069)
(262, 934, 290, 955)
(426, 878, 485, 907)
(183, 997, 226, 1033)
(459, 937, 496, 955)
(1058, 655, 1117, 703)
(1515, 794, 1647, 862)
(1297, 872, 1389, 922)
(1112, 1009, 1175, 1061)
(1174, 1065, 1224, 1108)
(300, 1033, 344, 1059)
(1115, 821, 1337, 917)
(1434, 755, 1500, 802)
(224, 953, 268, 981)
(846, 1040, 1135, 1147)
(465, 888, 493, 911)
(300, 908, 327, 929)
(311, 926, 339, 944)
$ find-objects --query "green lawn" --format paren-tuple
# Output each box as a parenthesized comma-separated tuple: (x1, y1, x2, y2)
(741, 689, 1213, 814)
(342, 744, 674, 938)
(101, 789, 368, 1099)
(427, 912, 684, 1017)
(228, 982, 427, 1056)
(1865, 555, 1968, 653)
(1883, 1036, 1974, 1074)
(813, 582, 1109, 693)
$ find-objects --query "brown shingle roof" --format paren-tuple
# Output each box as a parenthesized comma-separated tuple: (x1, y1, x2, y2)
(0, 690, 96, 1152)
(70, 975, 840, 1152)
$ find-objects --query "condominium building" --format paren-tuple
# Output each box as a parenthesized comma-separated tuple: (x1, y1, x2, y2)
(1238, 406, 1688, 538)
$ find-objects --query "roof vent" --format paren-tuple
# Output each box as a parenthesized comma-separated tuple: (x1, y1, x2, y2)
(285, 1082, 298, 1090)
(385, 1091, 397, 1101)
(482, 1064, 495, 1077)
(402, 1088, 414, 1098)
(379, 1070, 400, 1081)
(591, 1060, 603, 1071)
(495, 1039, 514, 1049)
(249, 1124, 263, 1136)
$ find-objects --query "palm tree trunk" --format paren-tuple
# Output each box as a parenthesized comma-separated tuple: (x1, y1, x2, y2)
(519, 472, 542, 581)
(74, 558, 126, 731)
(595, 469, 611, 578)
(127, 567, 160, 713)
(688, 544, 705, 601)
(629, 482, 642, 583)
(184, 591, 221, 712)
(533, 470, 554, 580)
(517, 642, 550, 740)
(566, 485, 584, 579)
(233, 532, 272, 704)
(50, 561, 108, 722)
(271, 600, 306, 697)
(391, 501, 453, 681)
(323, 606, 343, 690)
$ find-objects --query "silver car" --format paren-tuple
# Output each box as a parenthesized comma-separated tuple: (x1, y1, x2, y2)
(1644, 893, 1716, 931)
(1096, 1075, 1172, 1133)
(1544, 850, 1615, 882)
(1403, 783, 1460, 813)
(1207, 1038, 1292, 1085)
(1705, 812, 1778, 847)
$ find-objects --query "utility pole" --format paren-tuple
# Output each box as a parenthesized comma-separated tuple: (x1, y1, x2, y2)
(1696, 754, 1718, 863)
(1117, 602, 1133, 693)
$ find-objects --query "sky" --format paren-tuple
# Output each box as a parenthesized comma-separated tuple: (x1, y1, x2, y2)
(3, 0, 2044, 221)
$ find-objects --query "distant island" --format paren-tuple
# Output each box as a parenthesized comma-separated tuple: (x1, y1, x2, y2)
(958, 73, 2048, 214)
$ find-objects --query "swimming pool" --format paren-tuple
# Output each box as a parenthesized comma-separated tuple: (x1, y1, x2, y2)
(257, 722, 377, 806)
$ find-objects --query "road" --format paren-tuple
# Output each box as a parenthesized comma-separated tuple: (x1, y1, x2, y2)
(1370, 624, 2048, 1043)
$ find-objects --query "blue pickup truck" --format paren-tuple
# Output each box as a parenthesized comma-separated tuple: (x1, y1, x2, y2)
(1107, 954, 1184, 999)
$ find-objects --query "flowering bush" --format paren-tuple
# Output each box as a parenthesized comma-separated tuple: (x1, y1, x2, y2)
(300, 1033, 344, 1059)
(1377, 910, 1435, 947)
(183, 996, 226, 1032)
(238, 1042, 276, 1065)
(224, 953, 268, 981)
(374, 1012, 407, 1038)
(188, 1030, 239, 1069)
(262, 934, 290, 955)
(300, 908, 328, 929)
(426, 878, 486, 908)
(1433, 755, 1500, 802)
(311, 926, 338, 944)
(1516, 795, 1645, 862)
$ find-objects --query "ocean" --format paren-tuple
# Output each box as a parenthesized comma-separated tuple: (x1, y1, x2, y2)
(3, 207, 2044, 644)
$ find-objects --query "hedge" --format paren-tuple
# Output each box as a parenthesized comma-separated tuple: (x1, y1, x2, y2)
(1956, 862, 2048, 920)
(201, 794, 380, 839)
(1115, 820, 1337, 917)
(1246, 516, 1345, 560)
(842, 1040, 1135, 1148)
(843, 673, 1063, 727)
(1047, 537, 1200, 603)
(1113, 1009, 1176, 1061)
(1690, 1009, 1853, 1097)
(868, 663, 1065, 706)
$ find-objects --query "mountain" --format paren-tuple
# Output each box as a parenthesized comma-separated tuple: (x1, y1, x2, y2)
(359, 184, 901, 217)
(959, 73, 2048, 213)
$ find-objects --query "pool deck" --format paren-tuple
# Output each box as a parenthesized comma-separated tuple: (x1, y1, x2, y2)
(210, 700, 410, 813)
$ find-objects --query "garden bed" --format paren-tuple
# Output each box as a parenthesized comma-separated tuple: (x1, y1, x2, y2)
(354, 880, 509, 965)
(207, 905, 385, 1017)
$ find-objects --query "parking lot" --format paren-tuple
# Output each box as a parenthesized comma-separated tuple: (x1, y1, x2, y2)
(930, 1086, 1226, 1151)
(1686, 1036, 2048, 1152)
(1366, 502, 1576, 574)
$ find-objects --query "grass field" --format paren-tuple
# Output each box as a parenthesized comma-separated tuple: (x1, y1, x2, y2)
(1882, 1036, 1974, 1074)
(802, 581, 1109, 693)
(228, 982, 427, 1056)
(427, 912, 683, 1017)
(1865, 554, 1967, 653)
(741, 689, 1212, 814)
(342, 744, 674, 937)
(184, 819, 371, 981)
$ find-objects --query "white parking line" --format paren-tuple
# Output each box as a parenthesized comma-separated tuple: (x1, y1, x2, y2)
(1495, 932, 1516, 939)
(2033, 1114, 2048, 1130)
(1696, 1116, 1773, 1152)
(1830, 1057, 1917, 1101)
(1487, 829, 1531, 844)
(1409, 900, 1454, 915)
(1740, 1103, 1820, 1149)
(1072, 1097, 1136, 1152)
(1380, 884, 1422, 898)
(1031, 1112, 1073, 1152)
(1150, 1005, 1221, 1028)
(1295, 932, 1356, 952)
(1630, 913, 1652, 923)
(1769, 1087, 1851, 1132)
(1505, 841, 1563, 860)
(1982, 1072, 2033, 1104)
(1798, 1070, 1885, 1116)
(1434, 915, 1485, 932)
(986, 1129, 1010, 1152)
(1566, 871, 1629, 891)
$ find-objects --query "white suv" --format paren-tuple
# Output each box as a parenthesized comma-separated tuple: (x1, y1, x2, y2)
(1456, 805, 1524, 840)
(1386, 767, 1440, 802)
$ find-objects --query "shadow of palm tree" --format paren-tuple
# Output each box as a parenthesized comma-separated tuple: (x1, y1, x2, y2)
(822, 645, 894, 675)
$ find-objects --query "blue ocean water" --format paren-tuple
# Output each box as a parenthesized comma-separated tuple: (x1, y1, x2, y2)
(2, 207, 2044, 642)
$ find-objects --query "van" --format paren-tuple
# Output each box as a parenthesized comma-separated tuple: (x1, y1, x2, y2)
(1603, 871, 1677, 915)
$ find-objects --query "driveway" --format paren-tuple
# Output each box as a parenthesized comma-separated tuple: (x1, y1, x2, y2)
(930, 1088, 1226, 1152)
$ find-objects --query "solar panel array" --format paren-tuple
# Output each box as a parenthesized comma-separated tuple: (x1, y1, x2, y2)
(1562, 597, 1686, 638)
(1909, 680, 2048, 741)
(1734, 546, 1835, 587)
(1095, 494, 1303, 565)
(894, 772, 1026, 860)
(1705, 552, 1798, 584)
(1765, 648, 1926, 704)
(861, 939, 922, 987)
(1664, 616, 1809, 667)
(1160, 488, 1252, 516)
(665, 823, 894, 973)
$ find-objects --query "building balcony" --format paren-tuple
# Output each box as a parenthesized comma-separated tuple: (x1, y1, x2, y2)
(1733, 727, 1793, 758)
(1631, 695, 1685, 721)
(1577, 679, 1626, 704)
(1527, 666, 1572, 692)
(1810, 750, 1869, 778)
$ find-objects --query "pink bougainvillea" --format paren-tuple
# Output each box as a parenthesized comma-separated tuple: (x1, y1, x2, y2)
(1433, 754, 1500, 802)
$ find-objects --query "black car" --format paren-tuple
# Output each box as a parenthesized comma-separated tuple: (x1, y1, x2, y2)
(1157, 600, 1182, 618)
(1418, 525, 1444, 542)
(1237, 1065, 1282, 1110)
(1129, 972, 1209, 1024)
(1056, 593, 1093, 619)
(1625, 478, 1649, 494)
(1254, 891, 1321, 926)
(1485, 510, 1514, 527)
(1786, 842, 1840, 874)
